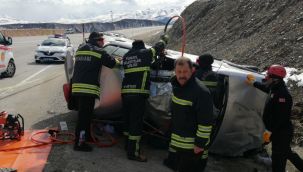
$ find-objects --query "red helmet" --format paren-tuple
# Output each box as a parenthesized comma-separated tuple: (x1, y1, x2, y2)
(267, 64, 286, 78)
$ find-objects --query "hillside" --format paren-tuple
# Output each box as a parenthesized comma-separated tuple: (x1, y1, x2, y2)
(168, 0, 303, 70)
(163, 0, 303, 110)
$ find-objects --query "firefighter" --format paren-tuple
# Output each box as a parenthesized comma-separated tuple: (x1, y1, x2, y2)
(72, 32, 118, 152)
(121, 36, 168, 162)
(246, 64, 303, 172)
(169, 57, 214, 172)
(195, 54, 221, 110)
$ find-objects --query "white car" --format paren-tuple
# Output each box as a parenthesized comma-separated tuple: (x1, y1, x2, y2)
(0, 32, 16, 78)
(35, 36, 74, 63)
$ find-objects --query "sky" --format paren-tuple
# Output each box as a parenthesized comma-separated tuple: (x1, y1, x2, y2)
(0, 0, 196, 22)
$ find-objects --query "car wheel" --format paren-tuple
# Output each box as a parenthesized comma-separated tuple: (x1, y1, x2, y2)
(35, 60, 41, 64)
(2, 60, 16, 77)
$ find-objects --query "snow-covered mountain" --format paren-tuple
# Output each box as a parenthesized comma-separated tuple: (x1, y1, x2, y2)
(0, 6, 186, 25)
(0, 15, 29, 25)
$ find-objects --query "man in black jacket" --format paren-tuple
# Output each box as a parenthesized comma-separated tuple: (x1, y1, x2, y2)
(169, 57, 214, 172)
(72, 32, 117, 152)
(122, 37, 167, 162)
(195, 54, 221, 110)
(246, 64, 303, 172)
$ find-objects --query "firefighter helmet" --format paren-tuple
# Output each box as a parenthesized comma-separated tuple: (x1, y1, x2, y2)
(267, 64, 286, 78)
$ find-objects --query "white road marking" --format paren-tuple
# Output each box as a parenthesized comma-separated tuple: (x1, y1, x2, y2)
(18, 65, 52, 86)
(0, 65, 53, 96)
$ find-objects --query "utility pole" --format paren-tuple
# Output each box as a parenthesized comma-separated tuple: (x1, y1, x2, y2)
(110, 11, 114, 30)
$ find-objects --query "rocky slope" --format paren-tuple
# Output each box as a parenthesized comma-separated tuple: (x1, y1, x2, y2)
(168, 0, 303, 69)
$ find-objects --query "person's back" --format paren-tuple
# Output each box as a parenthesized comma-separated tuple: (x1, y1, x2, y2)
(72, 32, 116, 152)
(195, 54, 221, 110)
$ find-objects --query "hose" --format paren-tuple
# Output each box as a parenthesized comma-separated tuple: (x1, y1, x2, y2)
(164, 15, 186, 56)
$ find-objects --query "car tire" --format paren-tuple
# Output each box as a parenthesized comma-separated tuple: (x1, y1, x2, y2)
(35, 60, 41, 64)
(2, 60, 16, 77)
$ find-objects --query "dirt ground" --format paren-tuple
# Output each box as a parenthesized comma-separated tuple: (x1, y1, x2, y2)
(33, 109, 302, 172)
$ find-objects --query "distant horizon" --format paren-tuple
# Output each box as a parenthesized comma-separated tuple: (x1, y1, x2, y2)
(0, 0, 196, 23)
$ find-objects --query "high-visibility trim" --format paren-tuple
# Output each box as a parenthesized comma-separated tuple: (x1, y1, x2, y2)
(129, 135, 141, 141)
(150, 48, 156, 61)
(172, 95, 193, 106)
(124, 67, 150, 73)
(141, 71, 147, 89)
(198, 125, 212, 132)
(76, 51, 102, 59)
(72, 83, 100, 91)
(72, 88, 99, 96)
(202, 81, 218, 87)
(169, 146, 177, 153)
(196, 130, 211, 139)
(159, 40, 166, 45)
(171, 133, 195, 143)
(201, 150, 208, 159)
(171, 140, 194, 149)
(121, 89, 149, 94)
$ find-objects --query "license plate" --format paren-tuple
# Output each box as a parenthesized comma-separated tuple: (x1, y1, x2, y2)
(43, 58, 53, 61)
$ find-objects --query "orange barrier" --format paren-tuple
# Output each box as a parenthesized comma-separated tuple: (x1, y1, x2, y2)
(0, 130, 52, 172)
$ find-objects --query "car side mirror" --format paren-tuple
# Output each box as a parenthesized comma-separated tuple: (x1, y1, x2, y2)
(6, 37, 12, 45)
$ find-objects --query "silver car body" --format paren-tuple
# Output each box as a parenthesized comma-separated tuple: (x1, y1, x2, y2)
(35, 37, 74, 63)
(65, 37, 267, 156)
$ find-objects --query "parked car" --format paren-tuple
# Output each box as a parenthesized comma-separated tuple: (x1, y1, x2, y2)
(0, 32, 16, 78)
(64, 28, 75, 34)
(35, 36, 74, 63)
(64, 37, 267, 156)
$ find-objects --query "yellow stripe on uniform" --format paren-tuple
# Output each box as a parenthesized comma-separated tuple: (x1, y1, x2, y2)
(170, 140, 194, 149)
(124, 67, 150, 73)
(172, 95, 193, 106)
(72, 83, 100, 91)
(76, 51, 102, 59)
(198, 125, 212, 132)
(121, 89, 149, 94)
(141, 71, 147, 89)
(128, 135, 141, 141)
(202, 81, 218, 87)
(171, 133, 195, 143)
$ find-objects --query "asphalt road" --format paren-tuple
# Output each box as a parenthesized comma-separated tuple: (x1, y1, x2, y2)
(0, 26, 164, 129)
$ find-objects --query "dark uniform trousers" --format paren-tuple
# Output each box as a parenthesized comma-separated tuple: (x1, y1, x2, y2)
(176, 150, 208, 172)
(271, 131, 303, 172)
(75, 96, 95, 144)
(122, 95, 147, 157)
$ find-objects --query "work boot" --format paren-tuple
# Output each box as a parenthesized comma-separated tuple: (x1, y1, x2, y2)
(128, 154, 148, 162)
(73, 142, 93, 152)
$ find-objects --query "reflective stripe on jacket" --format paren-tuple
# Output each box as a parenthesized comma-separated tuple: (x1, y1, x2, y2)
(72, 43, 116, 98)
(170, 76, 214, 151)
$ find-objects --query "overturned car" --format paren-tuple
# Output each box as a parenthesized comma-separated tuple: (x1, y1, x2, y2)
(64, 37, 267, 156)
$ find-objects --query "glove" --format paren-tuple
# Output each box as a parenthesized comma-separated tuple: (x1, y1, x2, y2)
(245, 74, 256, 85)
(160, 34, 169, 45)
(263, 130, 272, 144)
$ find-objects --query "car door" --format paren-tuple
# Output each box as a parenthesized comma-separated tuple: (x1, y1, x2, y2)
(0, 33, 7, 73)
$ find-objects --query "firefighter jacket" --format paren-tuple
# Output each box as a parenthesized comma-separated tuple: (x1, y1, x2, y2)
(72, 43, 116, 98)
(170, 76, 214, 151)
(121, 42, 165, 96)
(254, 81, 293, 133)
(195, 67, 221, 109)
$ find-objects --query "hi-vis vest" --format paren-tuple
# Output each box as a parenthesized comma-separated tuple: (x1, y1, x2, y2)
(170, 77, 214, 151)
(72, 43, 116, 98)
(121, 48, 156, 96)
